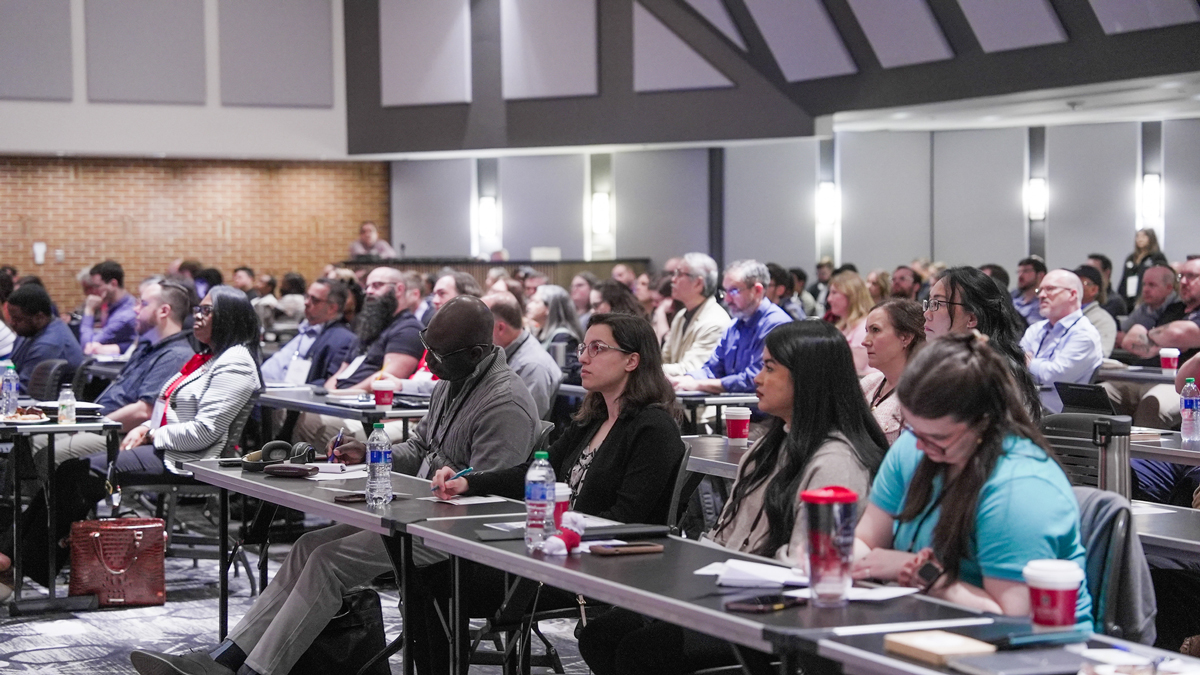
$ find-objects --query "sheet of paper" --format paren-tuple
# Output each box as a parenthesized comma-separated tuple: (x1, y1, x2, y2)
(305, 462, 366, 474)
(418, 495, 509, 505)
(694, 562, 726, 576)
(1131, 504, 1174, 516)
(484, 521, 525, 532)
(717, 559, 808, 587)
(580, 539, 626, 553)
(305, 473, 368, 482)
(785, 586, 918, 602)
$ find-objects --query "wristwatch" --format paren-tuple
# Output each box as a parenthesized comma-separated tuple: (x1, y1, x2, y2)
(916, 559, 945, 593)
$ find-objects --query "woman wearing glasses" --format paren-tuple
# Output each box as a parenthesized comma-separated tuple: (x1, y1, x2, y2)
(923, 266, 1042, 422)
(4, 285, 262, 591)
(853, 333, 1092, 624)
(578, 320, 889, 675)
(861, 299, 926, 443)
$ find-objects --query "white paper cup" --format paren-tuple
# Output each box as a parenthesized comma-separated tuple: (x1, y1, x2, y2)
(724, 407, 752, 446)
(1023, 559, 1083, 630)
(553, 483, 571, 529)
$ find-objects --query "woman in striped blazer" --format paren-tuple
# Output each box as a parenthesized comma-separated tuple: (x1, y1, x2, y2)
(1, 285, 263, 593)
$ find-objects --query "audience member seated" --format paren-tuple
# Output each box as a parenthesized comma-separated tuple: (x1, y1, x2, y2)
(1119, 228, 1169, 313)
(482, 291, 561, 418)
(570, 271, 599, 331)
(1074, 265, 1117, 357)
(634, 272, 657, 317)
(650, 272, 682, 341)
(431, 271, 482, 316)
(1118, 264, 1179, 350)
(528, 284, 584, 385)
(924, 266, 1043, 422)
(250, 273, 278, 329)
(1011, 256, 1048, 326)
(661, 252, 731, 377)
(861, 299, 926, 443)
(590, 278, 645, 318)
(766, 262, 806, 320)
(809, 256, 834, 309)
(1109, 259, 1200, 428)
(193, 267, 223, 299)
(1086, 253, 1129, 320)
(853, 333, 1093, 626)
(295, 268, 424, 447)
(610, 263, 636, 289)
(827, 270, 875, 377)
(4, 283, 84, 394)
(866, 267, 892, 304)
(4, 285, 262, 593)
(579, 320, 888, 675)
(890, 265, 920, 301)
(79, 260, 138, 355)
(0, 273, 14, 358)
(232, 267, 258, 301)
(32, 278, 196, 466)
(670, 259, 791, 394)
(522, 269, 548, 299)
(260, 279, 356, 387)
(348, 220, 396, 259)
(789, 266, 819, 318)
(275, 272, 306, 322)
(979, 263, 1010, 291)
(1019, 269, 1103, 414)
(130, 296, 537, 675)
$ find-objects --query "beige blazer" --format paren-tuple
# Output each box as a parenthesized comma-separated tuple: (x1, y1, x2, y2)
(661, 295, 732, 377)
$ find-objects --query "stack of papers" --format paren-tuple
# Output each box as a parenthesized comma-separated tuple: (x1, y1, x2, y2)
(306, 463, 366, 474)
(694, 559, 808, 587)
(787, 587, 918, 602)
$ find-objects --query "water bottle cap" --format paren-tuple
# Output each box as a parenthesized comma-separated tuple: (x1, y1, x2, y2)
(534, 451, 548, 460)
(373, 422, 384, 429)
(1189, 378, 1196, 384)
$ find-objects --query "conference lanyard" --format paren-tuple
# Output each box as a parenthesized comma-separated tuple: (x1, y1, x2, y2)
(1034, 315, 1084, 360)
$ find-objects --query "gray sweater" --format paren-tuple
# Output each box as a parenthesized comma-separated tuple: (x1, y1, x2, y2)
(392, 346, 538, 477)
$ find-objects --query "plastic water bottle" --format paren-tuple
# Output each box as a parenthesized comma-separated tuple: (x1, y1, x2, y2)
(57, 387, 76, 425)
(524, 451, 556, 553)
(0, 365, 18, 417)
(365, 423, 393, 507)
(1182, 378, 1200, 443)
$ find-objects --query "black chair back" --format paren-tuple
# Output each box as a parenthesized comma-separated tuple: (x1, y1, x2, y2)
(27, 359, 73, 402)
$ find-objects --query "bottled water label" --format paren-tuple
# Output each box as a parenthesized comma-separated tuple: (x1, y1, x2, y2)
(525, 482, 552, 501)
(1184, 398, 1198, 411)
(369, 449, 391, 464)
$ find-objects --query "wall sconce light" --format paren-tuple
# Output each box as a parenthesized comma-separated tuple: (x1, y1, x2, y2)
(1140, 173, 1163, 228)
(478, 196, 499, 239)
(815, 181, 840, 229)
(591, 192, 611, 235)
(1025, 178, 1048, 221)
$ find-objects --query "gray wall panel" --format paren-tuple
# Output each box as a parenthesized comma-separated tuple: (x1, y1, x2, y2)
(845, 0, 953, 68)
(838, 131, 932, 274)
(932, 128, 1027, 275)
(500, 0, 597, 100)
(724, 141, 819, 269)
(390, 159, 474, 258)
(0, 0, 72, 101)
(85, 0, 205, 104)
(379, 0, 472, 106)
(219, 0, 333, 108)
(1045, 123, 1139, 271)
(498, 155, 586, 260)
(1164, 119, 1200, 258)
(613, 149, 709, 269)
(955, 0, 1065, 53)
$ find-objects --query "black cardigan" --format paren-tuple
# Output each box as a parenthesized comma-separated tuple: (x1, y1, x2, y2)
(465, 406, 685, 525)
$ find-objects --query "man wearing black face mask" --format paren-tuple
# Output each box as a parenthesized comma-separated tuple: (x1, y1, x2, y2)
(131, 296, 538, 675)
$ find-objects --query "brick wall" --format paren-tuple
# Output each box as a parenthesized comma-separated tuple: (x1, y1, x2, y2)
(0, 157, 389, 307)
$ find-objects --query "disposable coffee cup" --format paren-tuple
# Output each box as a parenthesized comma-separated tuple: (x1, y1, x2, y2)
(553, 483, 571, 530)
(371, 379, 396, 406)
(724, 407, 752, 446)
(1023, 559, 1083, 630)
(1161, 348, 1181, 375)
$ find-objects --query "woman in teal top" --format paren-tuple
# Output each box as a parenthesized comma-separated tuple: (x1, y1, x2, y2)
(853, 333, 1093, 626)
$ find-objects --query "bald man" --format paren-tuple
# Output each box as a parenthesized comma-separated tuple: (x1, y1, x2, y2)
(131, 296, 538, 675)
(1019, 268, 1104, 413)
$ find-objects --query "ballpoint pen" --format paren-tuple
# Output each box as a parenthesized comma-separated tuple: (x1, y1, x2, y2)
(329, 428, 344, 462)
(431, 466, 474, 491)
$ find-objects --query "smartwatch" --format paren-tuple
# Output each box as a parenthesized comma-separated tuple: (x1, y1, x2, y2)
(915, 560, 944, 592)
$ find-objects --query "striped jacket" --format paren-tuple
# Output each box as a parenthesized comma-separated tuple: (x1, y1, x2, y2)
(147, 344, 261, 471)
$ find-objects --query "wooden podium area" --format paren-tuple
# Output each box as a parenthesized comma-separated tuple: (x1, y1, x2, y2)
(339, 257, 652, 288)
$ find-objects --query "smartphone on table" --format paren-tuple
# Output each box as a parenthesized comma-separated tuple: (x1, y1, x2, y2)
(724, 593, 806, 613)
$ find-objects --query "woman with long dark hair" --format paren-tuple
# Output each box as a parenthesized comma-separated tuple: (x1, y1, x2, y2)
(527, 284, 584, 384)
(578, 320, 889, 675)
(2, 286, 263, 592)
(853, 333, 1092, 624)
(1119, 227, 1168, 312)
(590, 278, 647, 318)
(923, 266, 1042, 422)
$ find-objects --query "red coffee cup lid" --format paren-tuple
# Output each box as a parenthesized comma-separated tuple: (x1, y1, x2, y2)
(800, 486, 858, 504)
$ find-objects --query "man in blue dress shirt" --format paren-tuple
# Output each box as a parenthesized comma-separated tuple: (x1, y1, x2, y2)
(670, 259, 792, 394)
(260, 279, 356, 387)
(1011, 256, 1047, 327)
(1019, 269, 1103, 414)
(5, 284, 84, 394)
(80, 260, 139, 356)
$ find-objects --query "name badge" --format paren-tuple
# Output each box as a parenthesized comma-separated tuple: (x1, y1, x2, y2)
(150, 398, 167, 430)
(285, 357, 313, 385)
(1126, 276, 1139, 298)
(417, 454, 432, 480)
(334, 354, 368, 381)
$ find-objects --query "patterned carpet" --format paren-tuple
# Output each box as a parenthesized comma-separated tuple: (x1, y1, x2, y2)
(0, 505, 589, 674)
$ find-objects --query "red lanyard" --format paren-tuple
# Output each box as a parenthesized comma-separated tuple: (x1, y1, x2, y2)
(160, 353, 213, 425)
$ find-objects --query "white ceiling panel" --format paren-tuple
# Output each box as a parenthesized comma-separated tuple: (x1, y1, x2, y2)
(744, 0, 856, 82)
(501, 0, 597, 100)
(633, 2, 733, 92)
(684, 0, 746, 49)
(845, 0, 953, 68)
(1088, 0, 1200, 34)
(956, 0, 1066, 53)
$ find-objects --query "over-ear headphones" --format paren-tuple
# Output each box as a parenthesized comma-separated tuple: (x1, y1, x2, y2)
(242, 441, 316, 472)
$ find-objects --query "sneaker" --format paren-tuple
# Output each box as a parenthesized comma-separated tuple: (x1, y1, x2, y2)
(129, 650, 235, 675)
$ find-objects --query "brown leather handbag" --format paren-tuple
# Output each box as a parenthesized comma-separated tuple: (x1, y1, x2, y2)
(68, 518, 167, 607)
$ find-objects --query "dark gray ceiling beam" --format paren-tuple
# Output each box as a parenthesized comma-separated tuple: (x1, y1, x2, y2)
(819, 0, 882, 73)
(717, 0, 786, 82)
(925, 0, 983, 56)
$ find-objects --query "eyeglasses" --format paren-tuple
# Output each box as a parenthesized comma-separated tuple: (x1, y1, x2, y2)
(419, 329, 486, 362)
(1180, 273, 1200, 283)
(902, 422, 975, 456)
(1035, 285, 1072, 297)
(671, 269, 699, 279)
(304, 294, 328, 304)
(192, 305, 214, 317)
(922, 298, 965, 313)
(576, 340, 632, 359)
(723, 286, 743, 298)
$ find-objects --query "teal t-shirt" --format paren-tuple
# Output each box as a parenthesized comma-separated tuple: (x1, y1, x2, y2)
(870, 431, 1093, 628)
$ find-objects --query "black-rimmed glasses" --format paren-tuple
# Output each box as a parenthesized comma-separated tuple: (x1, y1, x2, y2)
(922, 298, 965, 313)
(419, 329, 486, 362)
(192, 305, 214, 317)
(576, 340, 632, 359)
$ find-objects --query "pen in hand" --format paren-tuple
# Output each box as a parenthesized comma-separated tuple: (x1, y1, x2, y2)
(329, 429, 344, 463)
(431, 466, 474, 492)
